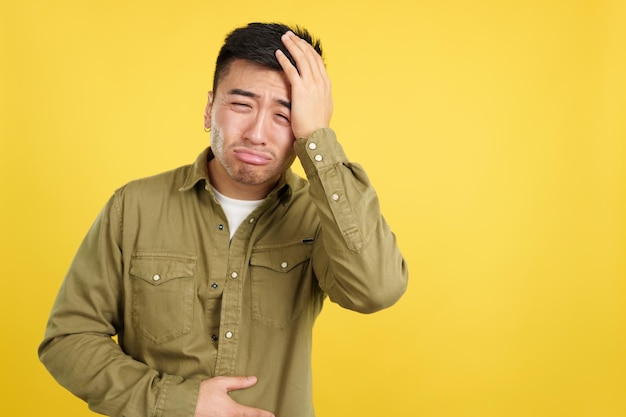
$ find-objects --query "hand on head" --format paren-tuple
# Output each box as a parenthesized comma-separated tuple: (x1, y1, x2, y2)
(275, 31, 333, 140)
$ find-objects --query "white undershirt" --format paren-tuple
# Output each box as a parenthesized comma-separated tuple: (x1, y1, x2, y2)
(212, 187, 264, 239)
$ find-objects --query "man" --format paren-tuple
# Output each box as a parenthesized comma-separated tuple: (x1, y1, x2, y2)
(39, 22, 408, 417)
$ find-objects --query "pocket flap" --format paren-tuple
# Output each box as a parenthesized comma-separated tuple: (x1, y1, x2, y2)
(250, 242, 312, 273)
(130, 252, 196, 285)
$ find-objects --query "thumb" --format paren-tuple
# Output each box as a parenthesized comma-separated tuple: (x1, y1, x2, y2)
(224, 375, 259, 392)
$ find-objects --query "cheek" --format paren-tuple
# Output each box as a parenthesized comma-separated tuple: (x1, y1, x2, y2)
(276, 131, 296, 154)
(213, 112, 239, 136)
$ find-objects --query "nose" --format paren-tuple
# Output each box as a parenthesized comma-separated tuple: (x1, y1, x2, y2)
(243, 110, 270, 145)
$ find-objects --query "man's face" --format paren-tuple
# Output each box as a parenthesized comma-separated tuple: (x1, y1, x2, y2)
(205, 59, 296, 197)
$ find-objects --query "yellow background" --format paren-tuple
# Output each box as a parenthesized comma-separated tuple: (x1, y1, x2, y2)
(1, 0, 625, 416)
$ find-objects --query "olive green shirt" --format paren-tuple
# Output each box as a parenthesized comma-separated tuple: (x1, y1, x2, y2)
(39, 128, 408, 417)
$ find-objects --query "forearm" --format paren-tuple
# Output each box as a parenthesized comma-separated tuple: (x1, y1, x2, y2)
(295, 129, 408, 312)
(38, 196, 200, 417)
(39, 333, 200, 417)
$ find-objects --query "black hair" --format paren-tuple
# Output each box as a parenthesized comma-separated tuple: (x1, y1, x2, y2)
(212, 22, 323, 92)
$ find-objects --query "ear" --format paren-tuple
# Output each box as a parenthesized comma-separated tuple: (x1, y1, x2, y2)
(204, 91, 214, 129)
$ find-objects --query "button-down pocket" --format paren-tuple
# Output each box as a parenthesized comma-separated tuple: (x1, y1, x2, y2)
(250, 242, 313, 329)
(130, 252, 196, 345)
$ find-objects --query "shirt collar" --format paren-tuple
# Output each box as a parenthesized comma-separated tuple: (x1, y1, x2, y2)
(179, 147, 213, 192)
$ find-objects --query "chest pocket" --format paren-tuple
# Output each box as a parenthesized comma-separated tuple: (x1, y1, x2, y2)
(130, 252, 196, 345)
(250, 242, 313, 329)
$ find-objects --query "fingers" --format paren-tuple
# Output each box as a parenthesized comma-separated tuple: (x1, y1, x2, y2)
(280, 32, 313, 77)
(195, 376, 275, 417)
(219, 375, 259, 392)
(275, 31, 333, 139)
(275, 48, 299, 80)
(222, 377, 275, 416)
(278, 31, 326, 82)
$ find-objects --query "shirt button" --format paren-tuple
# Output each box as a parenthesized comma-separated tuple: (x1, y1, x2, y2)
(211, 282, 218, 289)
(152, 274, 161, 282)
(314, 154, 323, 162)
(280, 261, 288, 269)
(218, 224, 224, 230)
(225, 331, 233, 339)
(230, 271, 238, 279)
(308, 142, 317, 150)
(249, 217, 255, 223)
(211, 334, 218, 342)
(331, 193, 340, 201)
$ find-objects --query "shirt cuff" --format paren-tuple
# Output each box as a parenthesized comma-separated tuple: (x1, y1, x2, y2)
(157, 375, 201, 417)
(295, 128, 348, 177)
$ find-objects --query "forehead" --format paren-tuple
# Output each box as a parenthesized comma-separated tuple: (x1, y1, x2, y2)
(216, 59, 290, 97)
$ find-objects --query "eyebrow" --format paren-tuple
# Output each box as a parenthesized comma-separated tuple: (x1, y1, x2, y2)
(227, 88, 291, 110)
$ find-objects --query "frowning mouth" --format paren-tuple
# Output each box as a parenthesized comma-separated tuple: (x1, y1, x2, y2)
(233, 148, 273, 165)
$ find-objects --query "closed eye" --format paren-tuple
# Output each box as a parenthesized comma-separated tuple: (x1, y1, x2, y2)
(275, 113, 290, 124)
(231, 102, 252, 112)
